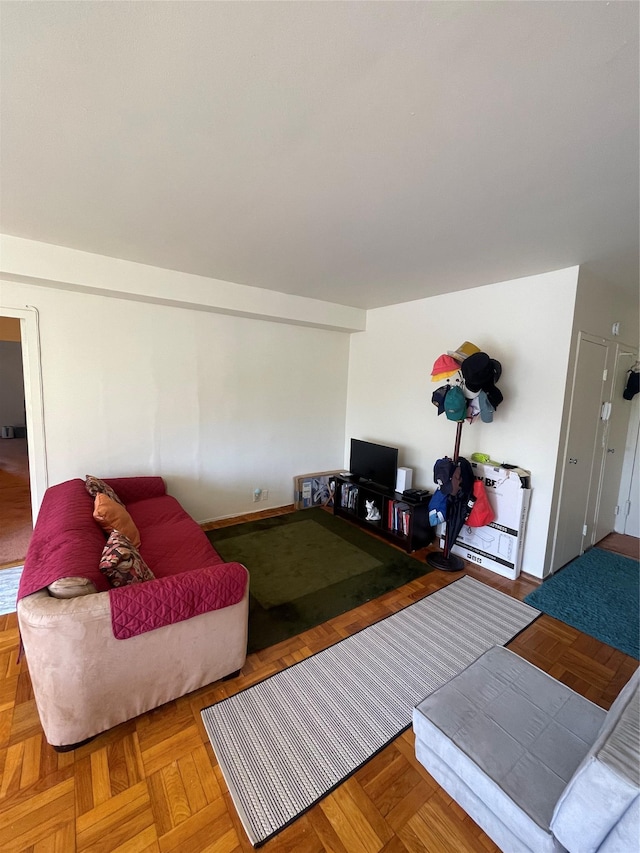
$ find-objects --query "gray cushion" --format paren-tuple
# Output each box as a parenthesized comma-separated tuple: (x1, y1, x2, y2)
(413, 645, 606, 850)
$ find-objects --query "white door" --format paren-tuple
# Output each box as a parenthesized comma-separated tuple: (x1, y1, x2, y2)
(593, 347, 638, 544)
(552, 335, 609, 572)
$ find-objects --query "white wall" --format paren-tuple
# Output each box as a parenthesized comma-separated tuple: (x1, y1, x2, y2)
(573, 269, 640, 347)
(0, 235, 366, 333)
(345, 267, 580, 579)
(0, 279, 351, 522)
(3, 241, 630, 577)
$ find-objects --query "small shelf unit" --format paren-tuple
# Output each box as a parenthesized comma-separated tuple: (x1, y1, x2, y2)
(333, 474, 433, 553)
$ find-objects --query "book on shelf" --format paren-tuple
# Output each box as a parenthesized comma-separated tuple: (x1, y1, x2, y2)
(387, 500, 411, 535)
(340, 482, 359, 510)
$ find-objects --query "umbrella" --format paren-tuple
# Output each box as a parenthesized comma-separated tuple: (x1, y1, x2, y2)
(443, 457, 476, 553)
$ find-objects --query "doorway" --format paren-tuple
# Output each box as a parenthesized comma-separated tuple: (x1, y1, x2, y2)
(0, 306, 47, 565)
(0, 317, 31, 564)
(593, 346, 639, 543)
(616, 391, 640, 538)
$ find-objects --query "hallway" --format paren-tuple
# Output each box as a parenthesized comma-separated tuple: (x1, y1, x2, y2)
(0, 437, 32, 566)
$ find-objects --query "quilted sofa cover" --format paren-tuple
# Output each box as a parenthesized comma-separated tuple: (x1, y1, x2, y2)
(17, 476, 250, 749)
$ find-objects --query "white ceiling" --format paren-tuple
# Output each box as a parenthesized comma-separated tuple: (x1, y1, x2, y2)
(1, 1, 638, 309)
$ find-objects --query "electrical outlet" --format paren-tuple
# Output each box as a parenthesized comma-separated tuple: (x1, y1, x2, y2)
(261, 489, 269, 501)
(253, 488, 261, 502)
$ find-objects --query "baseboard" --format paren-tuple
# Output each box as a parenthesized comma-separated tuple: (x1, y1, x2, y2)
(200, 504, 294, 529)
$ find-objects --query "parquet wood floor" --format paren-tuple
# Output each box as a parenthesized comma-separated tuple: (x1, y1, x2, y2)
(1, 510, 637, 852)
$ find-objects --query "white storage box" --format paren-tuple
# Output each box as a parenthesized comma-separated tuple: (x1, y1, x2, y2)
(441, 461, 532, 579)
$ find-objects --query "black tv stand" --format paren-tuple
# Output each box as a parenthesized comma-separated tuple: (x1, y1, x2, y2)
(333, 474, 433, 553)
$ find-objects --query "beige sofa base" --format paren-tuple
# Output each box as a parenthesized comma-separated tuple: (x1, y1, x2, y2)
(18, 581, 249, 748)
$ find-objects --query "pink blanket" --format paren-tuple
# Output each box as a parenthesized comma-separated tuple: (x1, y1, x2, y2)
(18, 479, 109, 599)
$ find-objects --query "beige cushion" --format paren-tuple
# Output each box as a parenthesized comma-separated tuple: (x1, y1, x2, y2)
(93, 493, 141, 547)
(47, 576, 98, 599)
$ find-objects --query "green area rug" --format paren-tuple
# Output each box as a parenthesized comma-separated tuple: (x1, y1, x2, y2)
(524, 547, 639, 659)
(206, 508, 431, 653)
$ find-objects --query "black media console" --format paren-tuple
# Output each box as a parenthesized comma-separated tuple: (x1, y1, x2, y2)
(333, 474, 433, 553)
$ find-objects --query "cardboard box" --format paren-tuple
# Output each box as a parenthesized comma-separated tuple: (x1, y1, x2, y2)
(440, 461, 532, 579)
(293, 471, 340, 510)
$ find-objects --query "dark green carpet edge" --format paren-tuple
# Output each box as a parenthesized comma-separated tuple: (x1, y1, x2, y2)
(524, 547, 639, 659)
(207, 508, 432, 653)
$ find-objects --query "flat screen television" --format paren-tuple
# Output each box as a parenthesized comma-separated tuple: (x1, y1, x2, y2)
(349, 439, 398, 492)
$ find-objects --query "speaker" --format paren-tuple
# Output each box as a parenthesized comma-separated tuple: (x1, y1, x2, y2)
(396, 466, 413, 492)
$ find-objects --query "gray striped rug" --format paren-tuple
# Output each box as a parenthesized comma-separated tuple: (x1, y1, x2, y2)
(201, 575, 539, 846)
(0, 565, 22, 615)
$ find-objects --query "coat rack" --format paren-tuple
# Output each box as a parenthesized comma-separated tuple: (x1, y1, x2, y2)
(426, 344, 503, 572)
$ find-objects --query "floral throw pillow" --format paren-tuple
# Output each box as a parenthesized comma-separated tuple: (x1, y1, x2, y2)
(99, 531, 155, 588)
(85, 475, 124, 506)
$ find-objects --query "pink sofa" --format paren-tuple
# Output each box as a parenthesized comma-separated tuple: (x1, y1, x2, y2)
(17, 477, 249, 750)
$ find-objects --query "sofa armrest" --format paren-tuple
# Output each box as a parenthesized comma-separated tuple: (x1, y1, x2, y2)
(550, 668, 640, 852)
(17, 581, 250, 747)
(109, 562, 249, 639)
(19, 586, 112, 624)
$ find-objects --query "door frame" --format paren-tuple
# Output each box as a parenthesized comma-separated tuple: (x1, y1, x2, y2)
(1, 305, 48, 521)
(548, 331, 610, 573)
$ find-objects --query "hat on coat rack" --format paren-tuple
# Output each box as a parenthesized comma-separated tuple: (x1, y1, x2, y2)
(432, 385, 450, 415)
(460, 352, 502, 392)
(448, 341, 481, 363)
(460, 351, 503, 409)
(444, 386, 467, 421)
(431, 353, 461, 381)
